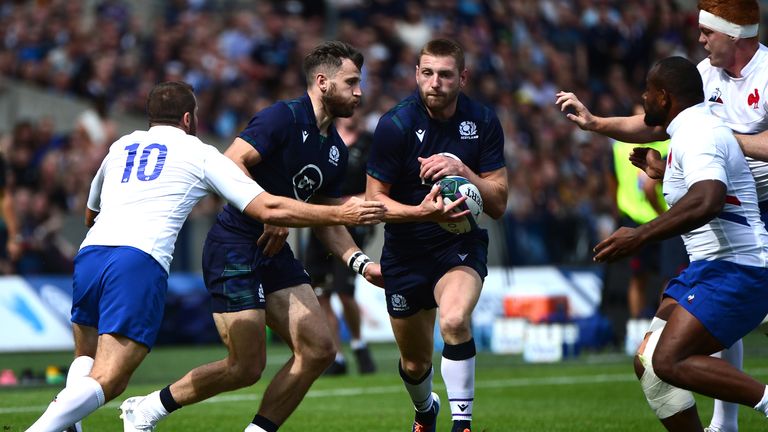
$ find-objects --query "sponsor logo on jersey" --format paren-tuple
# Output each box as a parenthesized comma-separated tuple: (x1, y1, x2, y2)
(458, 253, 468, 261)
(748, 89, 760, 109)
(329, 145, 340, 166)
(292, 164, 323, 201)
(687, 293, 695, 303)
(390, 293, 408, 312)
(459, 121, 478, 140)
(415, 129, 426, 142)
(708, 88, 723, 104)
(302, 130, 309, 143)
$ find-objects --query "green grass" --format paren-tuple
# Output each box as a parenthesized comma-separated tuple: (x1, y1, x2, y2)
(2, 334, 768, 431)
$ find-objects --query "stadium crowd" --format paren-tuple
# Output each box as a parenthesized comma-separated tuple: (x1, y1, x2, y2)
(0, 0, 743, 273)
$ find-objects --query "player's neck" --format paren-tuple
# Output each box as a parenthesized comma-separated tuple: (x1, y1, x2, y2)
(426, 103, 458, 122)
(308, 91, 333, 135)
(724, 40, 759, 78)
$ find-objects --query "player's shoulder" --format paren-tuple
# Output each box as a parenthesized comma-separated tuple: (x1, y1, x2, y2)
(457, 93, 499, 125)
(378, 93, 424, 134)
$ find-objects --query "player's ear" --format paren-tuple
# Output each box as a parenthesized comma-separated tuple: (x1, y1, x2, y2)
(459, 68, 468, 89)
(316, 73, 328, 93)
(182, 112, 191, 130)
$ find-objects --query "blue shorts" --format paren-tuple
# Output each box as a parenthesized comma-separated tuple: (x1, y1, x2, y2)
(381, 230, 488, 318)
(202, 230, 310, 313)
(663, 259, 768, 348)
(71, 246, 168, 349)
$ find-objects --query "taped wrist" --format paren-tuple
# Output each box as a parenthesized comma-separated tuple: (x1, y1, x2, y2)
(347, 251, 372, 275)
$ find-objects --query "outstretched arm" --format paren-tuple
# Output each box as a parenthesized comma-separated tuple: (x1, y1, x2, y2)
(555, 91, 668, 143)
(365, 175, 469, 224)
(736, 132, 768, 161)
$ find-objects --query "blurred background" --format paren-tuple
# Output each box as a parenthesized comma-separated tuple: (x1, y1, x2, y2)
(1, 0, 767, 357)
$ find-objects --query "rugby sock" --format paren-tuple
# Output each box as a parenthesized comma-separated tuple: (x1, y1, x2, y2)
(246, 414, 278, 432)
(26, 376, 105, 431)
(399, 362, 434, 412)
(710, 341, 742, 430)
(753, 385, 768, 416)
(334, 352, 346, 363)
(66, 356, 94, 386)
(160, 385, 182, 412)
(442, 339, 476, 423)
(350, 338, 366, 350)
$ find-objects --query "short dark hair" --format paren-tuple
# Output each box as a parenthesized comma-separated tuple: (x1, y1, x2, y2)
(302, 41, 364, 85)
(146, 81, 196, 125)
(419, 39, 465, 72)
(650, 56, 704, 106)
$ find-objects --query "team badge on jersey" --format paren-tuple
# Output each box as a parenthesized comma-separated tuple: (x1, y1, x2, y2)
(459, 121, 478, 140)
(292, 164, 323, 201)
(748, 89, 760, 110)
(328, 145, 340, 166)
(708, 88, 723, 104)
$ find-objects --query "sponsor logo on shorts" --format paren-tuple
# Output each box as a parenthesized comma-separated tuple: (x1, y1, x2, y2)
(390, 294, 408, 312)
(687, 293, 695, 303)
(258, 284, 265, 301)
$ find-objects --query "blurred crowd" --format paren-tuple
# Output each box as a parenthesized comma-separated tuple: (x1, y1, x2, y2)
(0, 0, 754, 273)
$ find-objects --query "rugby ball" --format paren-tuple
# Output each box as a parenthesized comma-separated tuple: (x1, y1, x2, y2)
(437, 176, 483, 234)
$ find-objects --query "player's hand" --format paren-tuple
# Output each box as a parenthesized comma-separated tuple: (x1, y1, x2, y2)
(362, 262, 384, 288)
(417, 154, 464, 182)
(629, 147, 665, 179)
(555, 91, 596, 131)
(419, 183, 470, 222)
(257, 224, 289, 257)
(339, 197, 386, 225)
(593, 226, 643, 262)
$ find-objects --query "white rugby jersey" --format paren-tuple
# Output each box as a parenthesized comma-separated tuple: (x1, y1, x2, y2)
(698, 44, 768, 202)
(663, 104, 768, 267)
(81, 125, 264, 272)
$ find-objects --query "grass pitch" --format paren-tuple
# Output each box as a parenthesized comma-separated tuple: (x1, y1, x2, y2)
(2, 334, 768, 431)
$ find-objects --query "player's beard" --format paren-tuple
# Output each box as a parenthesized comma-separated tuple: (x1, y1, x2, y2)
(643, 102, 666, 127)
(323, 82, 357, 118)
(420, 87, 459, 114)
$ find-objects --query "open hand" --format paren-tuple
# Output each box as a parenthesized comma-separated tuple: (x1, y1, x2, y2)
(555, 91, 596, 131)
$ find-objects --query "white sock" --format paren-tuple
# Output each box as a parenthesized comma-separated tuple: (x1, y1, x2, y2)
(350, 339, 366, 350)
(26, 376, 105, 431)
(401, 364, 434, 412)
(141, 390, 170, 420)
(753, 385, 768, 416)
(66, 356, 94, 386)
(244, 424, 269, 432)
(710, 341, 742, 431)
(334, 352, 346, 363)
(442, 355, 475, 421)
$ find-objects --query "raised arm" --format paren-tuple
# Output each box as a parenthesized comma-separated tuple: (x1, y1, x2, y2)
(556, 91, 668, 143)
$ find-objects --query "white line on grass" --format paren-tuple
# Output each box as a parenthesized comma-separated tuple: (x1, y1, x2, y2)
(5, 368, 768, 414)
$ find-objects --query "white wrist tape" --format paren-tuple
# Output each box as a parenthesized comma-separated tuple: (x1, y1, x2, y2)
(699, 10, 758, 38)
(347, 251, 372, 275)
(439, 152, 461, 161)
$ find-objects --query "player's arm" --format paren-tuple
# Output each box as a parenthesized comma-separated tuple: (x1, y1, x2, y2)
(735, 132, 768, 161)
(310, 195, 384, 287)
(555, 91, 668, 143)
(594, 179, 724, 262)
(365, 175, 468, 223)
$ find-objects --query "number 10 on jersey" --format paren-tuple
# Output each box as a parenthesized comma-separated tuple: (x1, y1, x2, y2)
(122, 143, 168, 183)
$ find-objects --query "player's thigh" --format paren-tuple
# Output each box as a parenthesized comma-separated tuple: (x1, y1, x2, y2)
(434, 266, 482, 322)
(390, 309, 437, 364)
(213, 308, 267, 363)
(265, 283, 331, 351)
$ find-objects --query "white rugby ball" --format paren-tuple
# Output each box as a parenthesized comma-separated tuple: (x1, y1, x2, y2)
(437, 176, 483, 234)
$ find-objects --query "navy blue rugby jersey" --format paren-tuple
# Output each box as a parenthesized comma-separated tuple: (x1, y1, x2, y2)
(367, 91, 505, 240)
(215, 93, 348, 240)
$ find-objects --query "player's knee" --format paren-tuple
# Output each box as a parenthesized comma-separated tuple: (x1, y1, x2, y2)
(93, 374, 130, 401)
(299, 336, 335, 371)
(439, 313, 470, 340)
(400, 358, 431, 378)
(230, 361, 264, 386)
(637, 328, 695, 419)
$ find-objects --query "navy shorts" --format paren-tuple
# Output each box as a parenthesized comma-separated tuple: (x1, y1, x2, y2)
(381, 230, 488, 317)
(202, 232, 311, 313)
(71, 246, 168, 349)
(663, 259, 768, 348)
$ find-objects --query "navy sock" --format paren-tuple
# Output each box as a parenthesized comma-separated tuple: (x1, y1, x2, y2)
(159, 385, 182, 413)
(252, 414, 279, 432)
(452, 419, 471, 431)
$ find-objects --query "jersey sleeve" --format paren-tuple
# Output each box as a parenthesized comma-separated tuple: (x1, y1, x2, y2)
(202, 148, 265, 212)
(238, 103, 292, 158)
(479, 110, 506, 173)
(86, 155, 107, 212)
(367, 115, 406, 184)
(680, 130, 728, 188)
